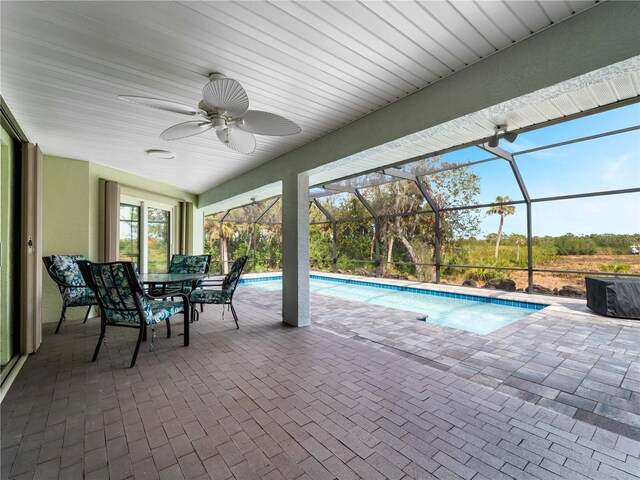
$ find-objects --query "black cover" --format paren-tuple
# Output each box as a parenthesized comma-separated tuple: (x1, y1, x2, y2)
(585, 277, 640, 320)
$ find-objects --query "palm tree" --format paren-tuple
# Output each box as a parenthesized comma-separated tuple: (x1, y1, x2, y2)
(207, 219, 236, 274)
(487, 196, 515, 259)
(510, 233, 527, 261)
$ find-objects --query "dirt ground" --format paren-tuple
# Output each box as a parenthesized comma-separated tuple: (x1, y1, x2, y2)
(451, 254, 640, 291)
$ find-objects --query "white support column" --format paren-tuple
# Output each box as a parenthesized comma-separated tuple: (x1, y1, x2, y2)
(282, 172, 310, 327)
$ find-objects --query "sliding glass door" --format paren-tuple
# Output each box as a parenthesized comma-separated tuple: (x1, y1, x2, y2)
(119, 204, 140, 264)
(119, 200, 172, 273)
(0, 127, 21, 379)
(147, 207, 170, 273)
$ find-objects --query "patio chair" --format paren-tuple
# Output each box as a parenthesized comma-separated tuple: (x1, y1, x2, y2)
(169, 254, 211, 293)
(42, 255, 99, 333)
(147, 254, 211, 297)
(189, 256, 247, 328)
(78, 260, 189, 368)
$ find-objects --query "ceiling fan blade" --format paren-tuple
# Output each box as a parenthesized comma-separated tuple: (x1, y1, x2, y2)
(202, 78, 249, 117)
(118, 95, 201, 116)
(236, 111, 302, 136)
(160, 121, 212, 141)
(216, 127, 256, 154)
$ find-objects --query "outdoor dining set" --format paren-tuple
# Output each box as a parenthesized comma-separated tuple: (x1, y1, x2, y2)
(43, 254, 247, 367)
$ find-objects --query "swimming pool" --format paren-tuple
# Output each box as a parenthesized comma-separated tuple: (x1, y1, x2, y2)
(241, 275, 547, 334)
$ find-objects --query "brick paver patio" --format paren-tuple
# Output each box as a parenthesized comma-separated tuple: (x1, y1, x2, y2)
(242, 274, 640, 441)
(2, 279, 639, 479)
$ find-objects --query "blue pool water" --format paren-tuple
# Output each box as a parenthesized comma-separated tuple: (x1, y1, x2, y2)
(241, 275, 547, 335)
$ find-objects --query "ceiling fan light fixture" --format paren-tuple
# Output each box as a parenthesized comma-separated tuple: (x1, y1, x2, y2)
(210, 117, 226, 130)
(488, 134, 499, 148)
(146, 149, 175, 159)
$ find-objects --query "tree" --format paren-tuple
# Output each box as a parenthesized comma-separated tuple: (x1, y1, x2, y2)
(204, 205, 255, 274)
(510, 234, 527, 261)
(318, 193, 374, 274)
(254, 200, 283, 272)
(309, 202, 334, 271)
(419, 159, 482, 279)
(205, 219, 237, 273)
(487, 196, 515, 259)
(555, 233, 598, 255)
(365, 178, 428, 277)
(205, 155, 483, 281)
(356, 156, 482, 280)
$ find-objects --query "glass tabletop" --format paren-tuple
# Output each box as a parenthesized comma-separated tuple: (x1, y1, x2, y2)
(140, 272, 205, 285)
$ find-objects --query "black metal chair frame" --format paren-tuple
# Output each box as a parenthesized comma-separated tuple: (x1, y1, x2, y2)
(78, 261, 190, 368)
(190, 256, 247, 328)
(42, 256, 99, 333)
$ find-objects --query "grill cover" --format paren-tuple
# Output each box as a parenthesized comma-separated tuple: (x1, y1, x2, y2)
(585, 277, 640, 320)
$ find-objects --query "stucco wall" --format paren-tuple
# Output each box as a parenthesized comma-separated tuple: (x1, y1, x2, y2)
(41, 156, 91, 324)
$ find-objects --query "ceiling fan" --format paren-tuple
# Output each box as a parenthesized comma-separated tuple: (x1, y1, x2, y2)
(118, 73, 302, 154)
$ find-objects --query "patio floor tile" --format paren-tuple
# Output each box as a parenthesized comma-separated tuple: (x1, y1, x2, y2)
(2, 282, 640, 479)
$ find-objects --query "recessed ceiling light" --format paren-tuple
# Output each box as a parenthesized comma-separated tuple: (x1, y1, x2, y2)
(146, 149, 175, 159)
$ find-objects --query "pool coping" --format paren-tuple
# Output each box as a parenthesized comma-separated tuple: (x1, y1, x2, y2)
(239, 270, 597, 316)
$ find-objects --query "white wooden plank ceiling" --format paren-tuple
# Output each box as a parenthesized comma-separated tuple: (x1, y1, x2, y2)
(205, 57, 640, 214)
(1, 1, 601, 194)
(307, 58, 640, 190)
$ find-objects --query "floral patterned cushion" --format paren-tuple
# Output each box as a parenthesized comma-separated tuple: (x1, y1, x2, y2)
(189, 256, 246, 304)
(52, 255, 87, 286)
(189, 289, 231, 304)
(87, 263, 184, 325)
(222, 257, 247, 294)
(169, 255, 209, 274)
(105, 299, 184, 325)
(168, 255, 210, 293)
(148, 301, 184, 323)
(63, 286, 97, 306)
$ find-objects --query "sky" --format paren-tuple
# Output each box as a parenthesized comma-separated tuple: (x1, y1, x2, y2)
(440, 103, 640, 238)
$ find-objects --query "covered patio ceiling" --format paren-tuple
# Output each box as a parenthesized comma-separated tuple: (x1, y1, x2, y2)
(1, 0, 607, 195)
(200, 55, 640, 215)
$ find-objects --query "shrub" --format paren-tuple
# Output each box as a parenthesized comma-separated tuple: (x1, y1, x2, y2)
(441, 251, 469, 276)
(532, 244, 556, 262)
(600, 263, 631, 273)
(464, 268, 508, 282)
(555, 235, 597, 255)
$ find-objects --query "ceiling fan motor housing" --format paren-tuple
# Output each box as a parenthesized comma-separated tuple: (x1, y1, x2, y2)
(211, 117, 226, 130)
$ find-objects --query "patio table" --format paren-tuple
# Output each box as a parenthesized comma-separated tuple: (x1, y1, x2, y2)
(140, 272, 205, 295)
(140, 272, 206, 346)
